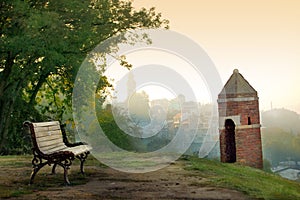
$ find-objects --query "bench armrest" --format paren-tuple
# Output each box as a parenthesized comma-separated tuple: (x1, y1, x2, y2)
(60, 124, 86, 147)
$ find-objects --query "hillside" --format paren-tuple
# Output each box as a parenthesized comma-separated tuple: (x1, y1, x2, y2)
(261, 108, 300, 134)
(0, 155, 299, 199)
(261, 108, 300, 166)
(187, 156, 300, 199)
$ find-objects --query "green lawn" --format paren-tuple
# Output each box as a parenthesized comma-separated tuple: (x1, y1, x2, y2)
(0, 155, 96, 198)
(0, 155, 299, 199)
(185, 156, 300, 200)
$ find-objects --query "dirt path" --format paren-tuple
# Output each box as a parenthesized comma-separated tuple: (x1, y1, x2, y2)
(12, 161, 251, 200)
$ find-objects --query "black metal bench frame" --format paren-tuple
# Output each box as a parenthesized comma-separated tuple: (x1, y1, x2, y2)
(23, 121, 91, 185)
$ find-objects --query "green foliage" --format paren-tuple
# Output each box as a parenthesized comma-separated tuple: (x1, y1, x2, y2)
(96, 104, 155, 152)
(262, 108, 300, 134)
(97, 106, 135, 151)
(261, 108, 300, 166)
(262, 127, 300, 166)
(0, 0, 168, 154)
(263, 159, 272, 172)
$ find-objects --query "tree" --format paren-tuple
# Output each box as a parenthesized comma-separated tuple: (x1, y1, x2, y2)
(262, 127, 300, 166)
(128, 91, 151, 126)
(0, 0, 168, 154)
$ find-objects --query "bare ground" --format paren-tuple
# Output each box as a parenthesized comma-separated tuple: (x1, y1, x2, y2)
(8, 161, 251, 200)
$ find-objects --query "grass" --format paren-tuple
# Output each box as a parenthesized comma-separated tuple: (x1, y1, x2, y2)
(185, 156, 300, 200)
(0, 155, 32, 167)
(91, 152, 178, 170)
(1, 155, 300, 199)
(0, 155, 102, 198)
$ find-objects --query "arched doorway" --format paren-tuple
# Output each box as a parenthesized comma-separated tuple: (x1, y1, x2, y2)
(224, 119, 236, 163)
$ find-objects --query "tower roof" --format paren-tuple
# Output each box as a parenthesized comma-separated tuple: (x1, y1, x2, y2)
(219, 69, 257, 98)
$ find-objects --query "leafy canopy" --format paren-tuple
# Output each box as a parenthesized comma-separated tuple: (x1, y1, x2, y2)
(0, 0, 168, 154)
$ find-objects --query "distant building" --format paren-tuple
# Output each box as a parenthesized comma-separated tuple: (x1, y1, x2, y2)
(277, 168, 300, 181)
(218, 69, 263, 169)
(172, 101, 199, 129)
(173, 113, 181, 128)
(272, 162, 300, 181)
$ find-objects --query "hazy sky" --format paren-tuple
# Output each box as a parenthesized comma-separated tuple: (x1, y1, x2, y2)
(132, 0, 300, 113)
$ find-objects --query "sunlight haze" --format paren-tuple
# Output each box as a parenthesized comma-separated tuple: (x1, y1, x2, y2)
(133, 0, 300, 113)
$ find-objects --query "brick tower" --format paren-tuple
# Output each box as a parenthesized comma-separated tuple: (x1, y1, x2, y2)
(218, 69, 263, 169)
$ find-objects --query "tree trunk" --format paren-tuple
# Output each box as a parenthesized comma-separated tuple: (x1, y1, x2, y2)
(0, 53, 16, 153)
(0, 53, 29, 153)
(29, 73, 49, 105)
(0, 73, 47, 153)
(0, 98, 15, 153)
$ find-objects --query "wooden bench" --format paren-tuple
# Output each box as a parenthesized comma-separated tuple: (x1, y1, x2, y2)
(23, 121, 92, 185)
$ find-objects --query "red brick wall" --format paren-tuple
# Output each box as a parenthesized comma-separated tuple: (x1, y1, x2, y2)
(218, 100, 260, 125)
(218, 98, 263, 169)
(219, 127, 263, 169)
(235, 128, 263, 168)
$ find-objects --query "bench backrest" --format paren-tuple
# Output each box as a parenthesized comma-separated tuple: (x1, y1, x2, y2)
(30, 121, 67, 154)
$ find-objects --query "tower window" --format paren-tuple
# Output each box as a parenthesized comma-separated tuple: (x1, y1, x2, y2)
(248, 117, 251, 125)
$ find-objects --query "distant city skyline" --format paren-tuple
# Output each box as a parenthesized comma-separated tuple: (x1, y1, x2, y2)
(132, 0, 300, 113)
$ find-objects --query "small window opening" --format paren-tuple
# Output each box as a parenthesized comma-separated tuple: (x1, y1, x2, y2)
(248, 116, 251, 125)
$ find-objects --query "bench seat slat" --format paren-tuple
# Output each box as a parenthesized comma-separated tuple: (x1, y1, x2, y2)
(35, 128, 61, 134)
(37, 138, 64, 148)
(40, 144, 68, 154)
(36, 130, 62, 138)
(35, 132, 62, 138)
(41, 145, 92, 155)
(34, 126, 61, 133)
(37, 134, 62, 142)
(39, 143, 66, 151)
(65, 145, 92, 156)
(32, 121, 60, 127)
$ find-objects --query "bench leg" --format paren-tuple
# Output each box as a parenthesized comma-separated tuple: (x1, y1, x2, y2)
(30, 162, 48, 184)
(76, 152, 89, 174)
(64, 167, 70, 185)
(52, 163, 57, 174)
(57, 163, 71, 185)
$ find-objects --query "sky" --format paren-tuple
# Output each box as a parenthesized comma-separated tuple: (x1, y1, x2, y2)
(130, 0, 300, 113)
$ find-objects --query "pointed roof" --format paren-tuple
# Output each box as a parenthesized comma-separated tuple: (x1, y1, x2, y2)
(219, 69, 257, 98)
